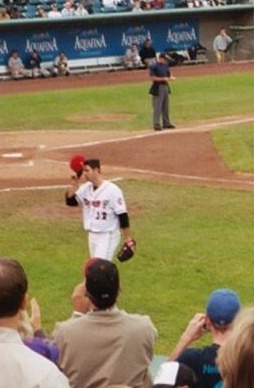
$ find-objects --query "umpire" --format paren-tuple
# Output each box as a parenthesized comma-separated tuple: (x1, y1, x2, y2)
(149, 52, 175, 131)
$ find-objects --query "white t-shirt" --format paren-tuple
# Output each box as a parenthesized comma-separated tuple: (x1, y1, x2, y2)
(0, 328, 70, 388)
(75, 180, 127, 232)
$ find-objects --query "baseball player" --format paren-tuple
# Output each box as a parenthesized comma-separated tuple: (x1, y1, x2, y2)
(65, 158, 133, 261)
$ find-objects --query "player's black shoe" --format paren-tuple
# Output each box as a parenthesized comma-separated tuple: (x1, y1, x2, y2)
(163, 124, 176, 129)
(154, 125, 162, 131)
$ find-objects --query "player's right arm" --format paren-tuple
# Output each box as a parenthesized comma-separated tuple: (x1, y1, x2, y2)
(65, 176, 79, 206)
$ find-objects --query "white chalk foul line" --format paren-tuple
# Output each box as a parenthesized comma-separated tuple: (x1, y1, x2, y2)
(119, 167, 254, 186)
(46, 117, 254, 151)
(0, 177, 124, 193)
(1, 167, 253, 193)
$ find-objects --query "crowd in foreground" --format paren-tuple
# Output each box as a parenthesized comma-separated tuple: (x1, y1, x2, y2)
(0, 256, 253, 388)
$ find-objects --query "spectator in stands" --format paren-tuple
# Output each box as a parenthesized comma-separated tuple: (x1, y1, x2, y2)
(142, 2, 153, 10)
(52, 282, 90, 332)
(124, 43, 143, 69)
(52, 258, 157, 388)
(19, 297, 60, 363)
(8, 49, 33, 80)
(132, 0, 143, 11)
(27, 49, 51, 78)
(217, 307, 254, 388)
(101, 0, 117, 10)
(150, 0, 165, 8)
(74, 2, 89, 16)
(213, 28, 233, 64)
(0, 257, 70, 388)
(9, 5, 24, 18)
(139, 38, 156, 67)
(81, 0, 93, 13)
(52, 52, 70, 76)
(61, 1, 75, 16)
(0, 7, 10, 20)
(47, 3, 62, 18)
(169, 288, 241, 388)
(153, 361, 198, 388)
(36, 5, 48, 17)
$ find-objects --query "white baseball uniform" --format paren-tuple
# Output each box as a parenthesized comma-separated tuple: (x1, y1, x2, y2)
(75, 180, 127, 261)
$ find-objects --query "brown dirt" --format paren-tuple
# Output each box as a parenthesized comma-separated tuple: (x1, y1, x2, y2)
(1, 61, 253, 192)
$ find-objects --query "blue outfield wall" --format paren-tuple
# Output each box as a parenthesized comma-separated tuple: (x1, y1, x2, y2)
(0, 5, 253, 70)
(0, 19, 199, 65)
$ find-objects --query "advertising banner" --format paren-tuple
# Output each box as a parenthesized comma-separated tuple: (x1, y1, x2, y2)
(0, 18, 199, 67)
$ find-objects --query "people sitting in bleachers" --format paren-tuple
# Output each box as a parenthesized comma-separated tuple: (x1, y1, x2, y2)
(74, 2, 89, 16)
(8, 49, 33, 79)
(52, 51, 70, 76)
(8, 5, 24, 18)
(80, 0, 94, 13)
(36, 4, 48, 17)
(124, 43, 143, 69)
(61, 0, 75, 16)
(131, 0, 143, 11)
(47, 3, 62, 18)
(101, 0, 117, 11)
(0, 7, 10, 19)
(150, 0, 165, 8)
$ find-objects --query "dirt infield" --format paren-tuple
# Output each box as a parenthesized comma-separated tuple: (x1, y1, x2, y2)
(1, 61, 254, 192)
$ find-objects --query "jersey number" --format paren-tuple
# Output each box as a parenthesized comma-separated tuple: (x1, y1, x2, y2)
(95, 211, 107, 220)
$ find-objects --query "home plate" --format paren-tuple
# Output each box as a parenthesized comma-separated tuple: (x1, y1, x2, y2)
(2, 152, 23, 158)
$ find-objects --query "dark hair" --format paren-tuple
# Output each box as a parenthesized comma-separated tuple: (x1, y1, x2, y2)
(85, 259, 119, 310)
(153, 363, 198, 388)
(0, 258, 28, 318)
(84, 159, 101, 170)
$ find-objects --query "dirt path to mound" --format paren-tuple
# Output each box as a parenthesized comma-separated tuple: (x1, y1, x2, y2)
(1, 61, 253, 192)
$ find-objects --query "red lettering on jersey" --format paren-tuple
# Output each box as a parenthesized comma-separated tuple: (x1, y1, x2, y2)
(92, 200, 101, 207)
(84, 198, 90, 206)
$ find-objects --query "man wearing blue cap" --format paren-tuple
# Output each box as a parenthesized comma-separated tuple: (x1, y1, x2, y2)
(169, 288, 241, 388)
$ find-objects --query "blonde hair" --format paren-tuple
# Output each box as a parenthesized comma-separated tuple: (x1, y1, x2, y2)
(217, 307, 254, 388)
(18, 310, 34, 339)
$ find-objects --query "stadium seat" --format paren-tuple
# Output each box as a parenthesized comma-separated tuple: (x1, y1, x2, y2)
(25, 4, 37, 17)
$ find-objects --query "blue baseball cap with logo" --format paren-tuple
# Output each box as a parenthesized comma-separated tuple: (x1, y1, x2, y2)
(206, 288, 241, 326)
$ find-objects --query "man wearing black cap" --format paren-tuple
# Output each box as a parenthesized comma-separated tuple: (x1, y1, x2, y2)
(169, 288, 241, 388)
(52, 259, 157, 388)
(149, 52, 176, 131)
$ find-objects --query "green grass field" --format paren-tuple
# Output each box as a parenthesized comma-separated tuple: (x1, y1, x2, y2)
(1, 70, 254, 355)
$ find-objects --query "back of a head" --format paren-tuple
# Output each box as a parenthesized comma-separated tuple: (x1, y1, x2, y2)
(153, 361, 198, 388)
(0, 257, 28, 318)
(85, 258, 119, 310)
(217, 307, 254, 388)
(206, 288, 241, 329)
